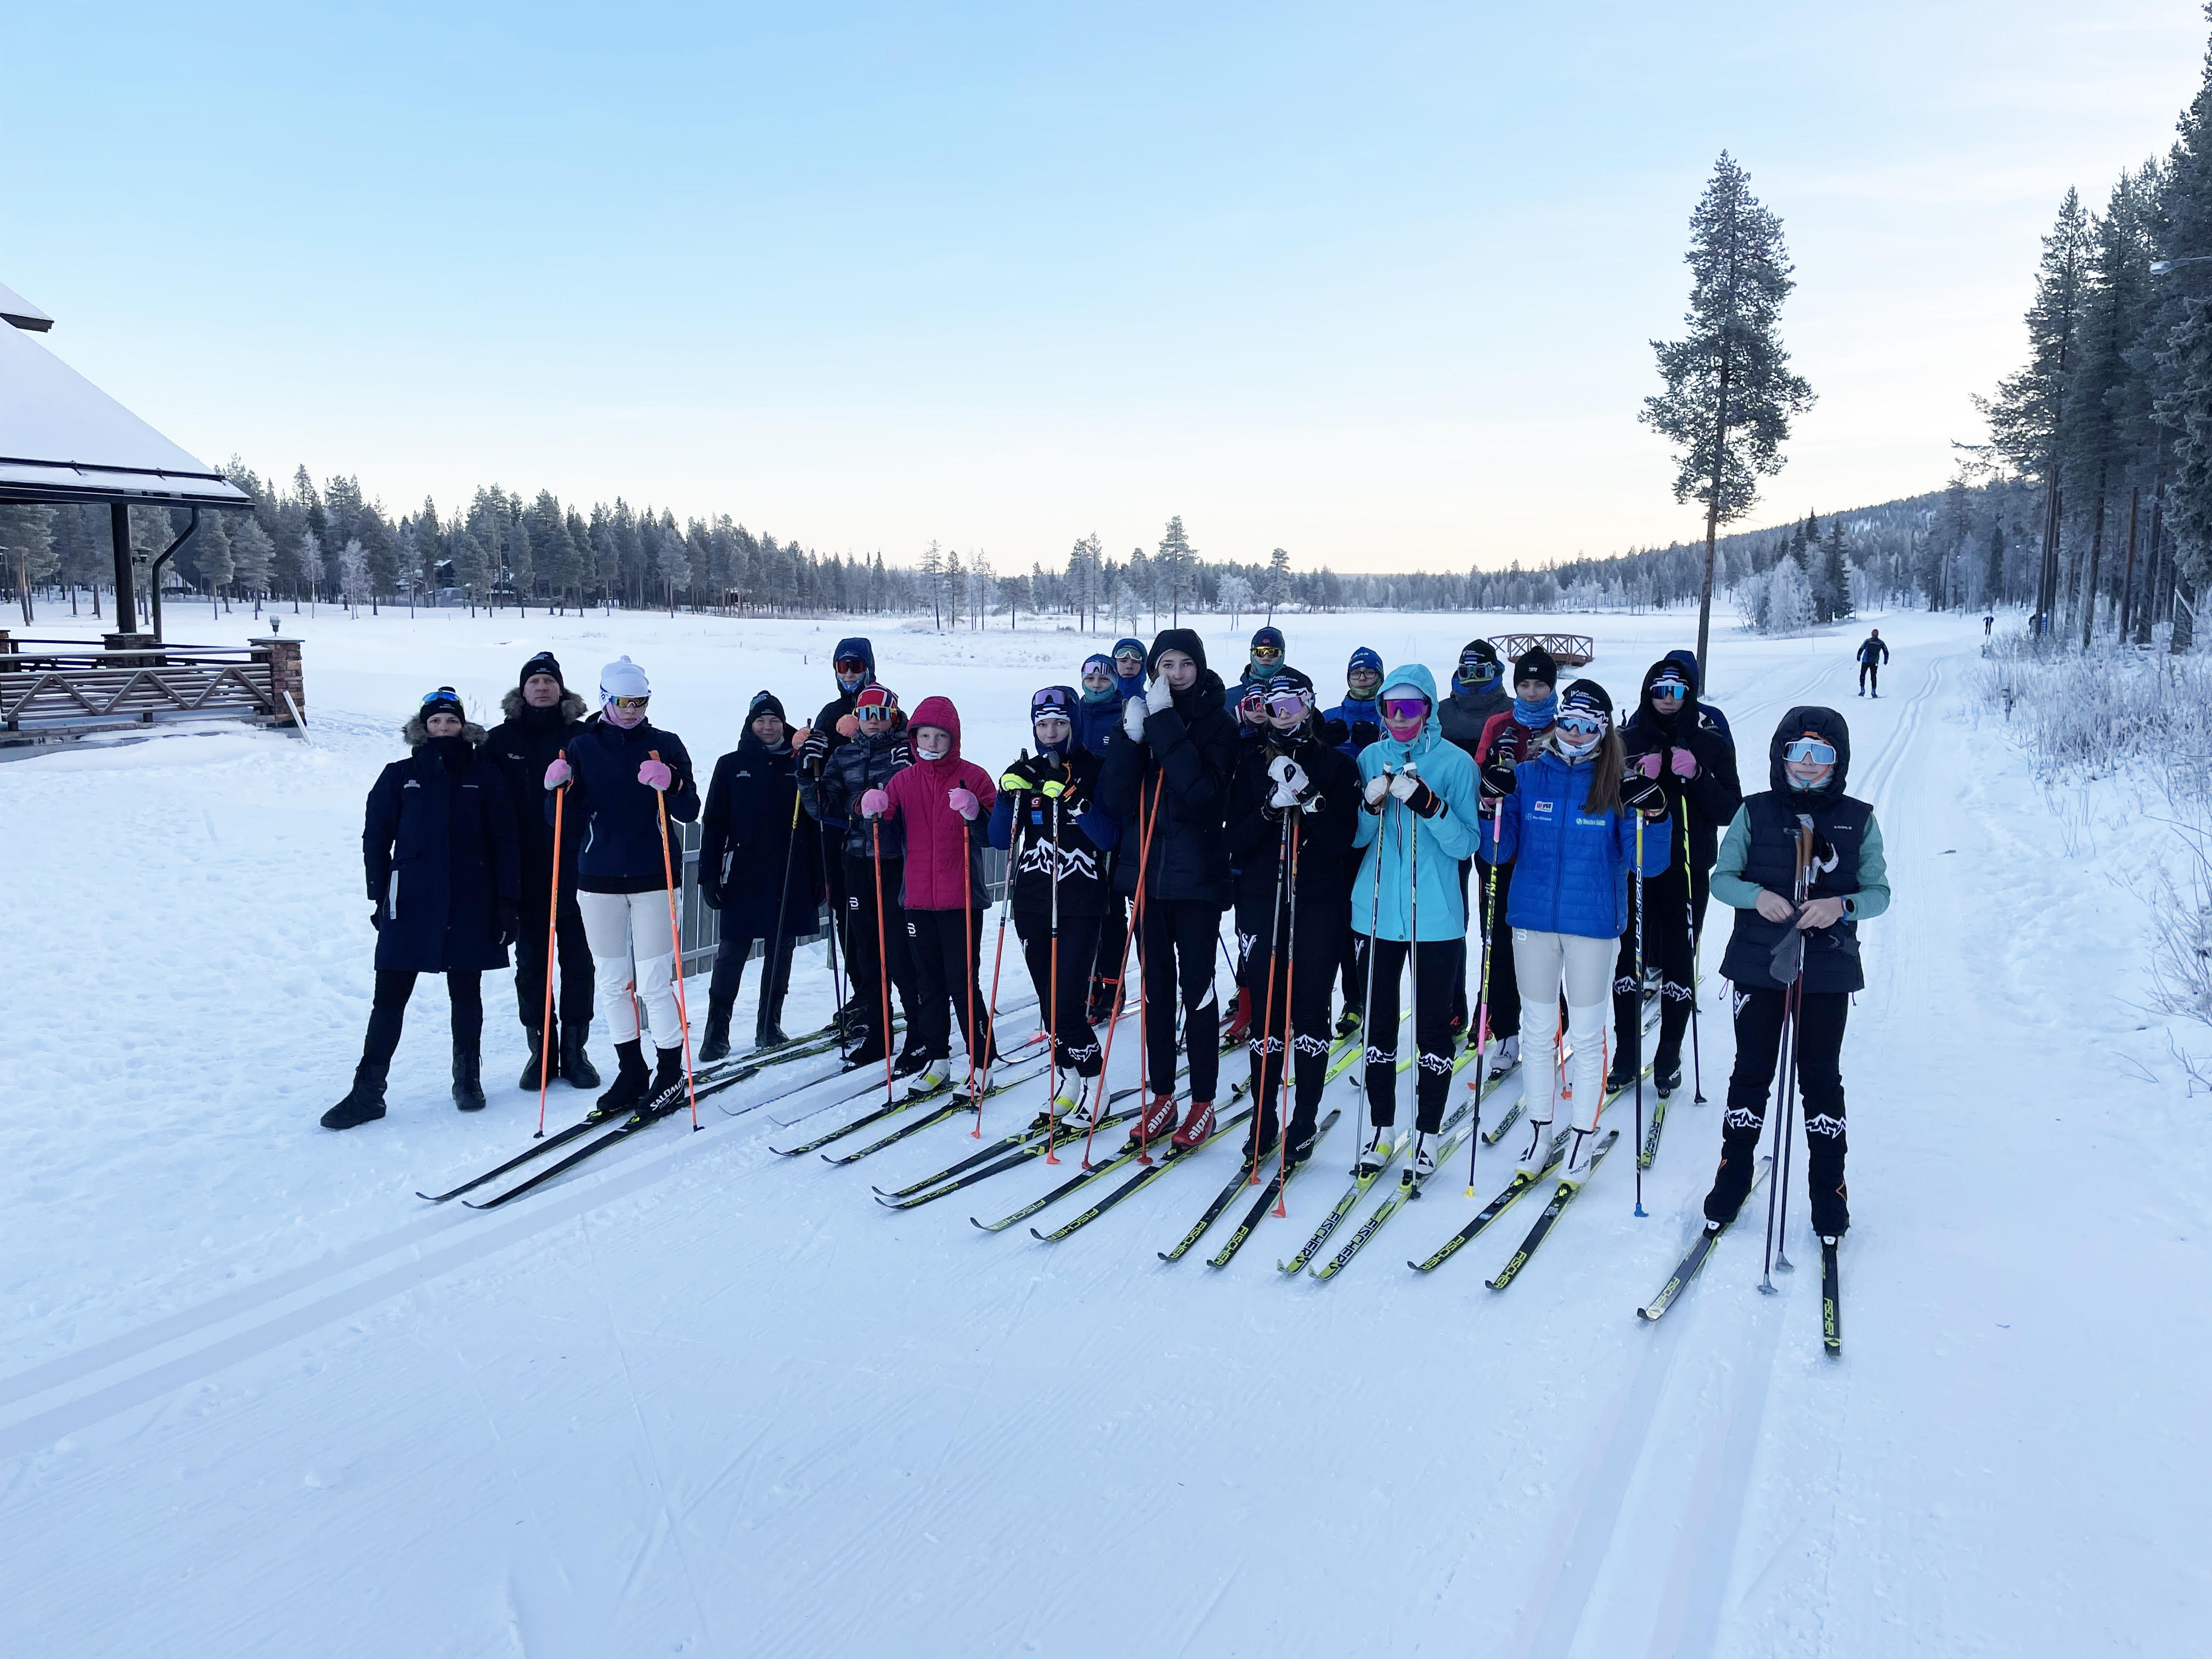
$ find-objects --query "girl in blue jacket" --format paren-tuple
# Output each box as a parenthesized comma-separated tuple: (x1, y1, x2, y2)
(1349, 662, 1482, 1180)
(1491, 680, 1670, 1181)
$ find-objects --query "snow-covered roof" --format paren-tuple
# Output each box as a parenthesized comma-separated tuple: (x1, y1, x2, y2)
(0, 295, 251, 511)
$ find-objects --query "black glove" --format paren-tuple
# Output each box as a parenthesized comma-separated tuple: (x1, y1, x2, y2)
(798, 729, 830, 772)
(1000, 755, 1043, 793)
(1481, 758, 1517, 798)
(1621, 774, 1667, 816)
(497, 903, 522, 947)
(1348, 719, 1380, 751)
(370, 904, 384, 932)
(700, 879, 724, 911)
(1401, 778, 1446, 820)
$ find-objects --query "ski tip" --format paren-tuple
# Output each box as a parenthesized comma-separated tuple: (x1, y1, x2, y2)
(414, 1191, 443, 1203)
(1028, 1227, 1047, 1240)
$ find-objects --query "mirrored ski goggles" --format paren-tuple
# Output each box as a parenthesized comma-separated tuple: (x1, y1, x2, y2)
(1649, 678, 1689, 700)
(856, 704, 896, 723)
(607, 695, 650, 711)
(420, 691, 462, 710)
(1249, 645, 1284, 664)
(1379, 697, 1431, 723)
(1113, 651, 1146, 669)
(1555, 713, 1608, 739)
(834, 657, 868, 675)
(1263, 690, 1311, 719)
(1784, 737, 1837, 766)
(1031, 690, 1074, 715)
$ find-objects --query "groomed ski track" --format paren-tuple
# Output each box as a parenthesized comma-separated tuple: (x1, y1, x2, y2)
(4, 611, 2204, 1657)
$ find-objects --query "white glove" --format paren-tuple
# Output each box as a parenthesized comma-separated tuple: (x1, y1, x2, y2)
(1122, 696, 1147, 743)
(1363, 771, 1392, 808)
(1267, 755, 1309, 809)
(1389, 766, 1423, 803)
(1146, 674, 1174, 714)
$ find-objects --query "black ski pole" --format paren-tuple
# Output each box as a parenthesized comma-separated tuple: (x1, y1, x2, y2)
(1680, 795, 1706, 1103)
(1632, 811, 1647, 1218)
(1760, 826, 1813, 1291)
(758, 775, 804, 1047)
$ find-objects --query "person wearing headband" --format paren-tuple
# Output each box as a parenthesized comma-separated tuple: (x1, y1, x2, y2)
(1608, 657, 1743, 1097)
(1224, 667, 1360, 1166)
(1488, 679, 1671, 1186)
(1696, 706, 1887, 1245)
(323, 688, 521, 1130)
(485, 651, 600, 1093)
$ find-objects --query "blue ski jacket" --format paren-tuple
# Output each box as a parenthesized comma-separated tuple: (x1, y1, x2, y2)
(1492, 747, 1669, 939)
(1349, 663, 1481, 941)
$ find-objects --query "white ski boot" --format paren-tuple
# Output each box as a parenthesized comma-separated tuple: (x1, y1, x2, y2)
(1410, 1131, 1438, 1183)
(1515, 1116, 1555, 1178)
(1356, 1122, 1395, 1178)
(1051, 1077, 1093, 1130)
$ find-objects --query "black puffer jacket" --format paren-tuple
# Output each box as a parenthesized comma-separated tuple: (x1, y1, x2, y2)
(365, 719, 521, 973)
(1619, 657, 1742, 876)
(1439, 680, 1511, 762)
(803, 725, 912, 861)
(484, 687, 588, 886)
(1097, 628, 1238, 907)
(805, 635, 877, 826)
(701, 725, 826, 939)
(1225, 714, 1361, 936)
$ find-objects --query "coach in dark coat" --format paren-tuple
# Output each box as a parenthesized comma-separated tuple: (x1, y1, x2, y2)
(324, 687, 521, 1130)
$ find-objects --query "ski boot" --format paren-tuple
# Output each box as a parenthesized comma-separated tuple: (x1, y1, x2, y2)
(320, 1059, 390, 1131)
(1086, 977, 1118, 1026)
(1604, 1056, 1639, 1096)
(452, 1041, 487, 1113)
(560, 1022, 600, 1089)
(1240, 1113, 1279, 1165)
(1222, 986, 1252, 1047)
(519, 1024, 557, 1091)
(698, 1001, 734, 1064)
(1654, 1058, 1684, 1099)
(909, 1057, 952, 1098)
(589, 1040, 651, 1122)
(754, 1018, 790, 1049)
(1334, 1006, 1362, 1040)
(1409, 1130, 1438, 1183)
(1128, 1093, 1178, 1148)
(1284, 1116, 1321, 1168)
(1558, 1125, 1599, 1184)
(1050, 1077, 1094, 1131)
(892, 1037, 930, 1079)
(641, 1045, 688, 1116)
(1356, 1122, 1394, 1178)
(961, 1058, 1000, 1102)
(1171, 1099, 1216, 1149)
(1514, 1116, 1554, 1178)
(1486, 1034, 1520, 1081)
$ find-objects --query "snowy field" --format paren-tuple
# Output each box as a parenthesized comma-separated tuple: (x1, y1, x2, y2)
(3, 602, 2207, 1657)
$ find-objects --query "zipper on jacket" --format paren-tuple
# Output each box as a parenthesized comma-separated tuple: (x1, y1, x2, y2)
(388, 870, 399, 919)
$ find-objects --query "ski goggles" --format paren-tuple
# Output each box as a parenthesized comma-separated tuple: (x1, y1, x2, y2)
(1249, 645, 1284, 665)
(1113, 649, 1145, 669)
(856, 704, 896, 723)
(833, 656, 868, 673)
(1555, 713, 1608, 739)
(1263, 689, 1311, 720)
(606, 695, 650, 712)
(1031, 687, 1075, 716)
(1783, 737, 1837, 766)
(1379, 697, 1431, 723)
(1649, 675, 1689, 699)
(419, 690, 463, 711)
(1081, 664, 1115, 686)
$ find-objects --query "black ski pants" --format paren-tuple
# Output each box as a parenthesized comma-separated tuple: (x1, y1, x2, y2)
(906, 907, 996, 1068)
(1858, 660, 1880, 695)
(1705, 985, 1850, 1235)
(1090, 891, 1130, 1010)
(823, 845, 857, 1003)
(1243, 912, 1340, 1144)
(1018, 909, 1103, 1076)
(1610, 855, 1696, 1073)
(365, 968, 482, 1064)
(1138, 896, 1224, 1106)
(1474, 859, 1520, 1040)
(1359, 936, 1458, 1134)
(707, 929, 795, 1028)
(512, 876, 594, 1034)
(843, 851, 916, 1054)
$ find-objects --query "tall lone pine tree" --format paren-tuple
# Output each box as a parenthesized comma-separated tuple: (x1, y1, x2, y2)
(1641, 153, 1816, 683)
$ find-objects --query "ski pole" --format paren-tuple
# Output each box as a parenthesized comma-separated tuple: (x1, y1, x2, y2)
(1680, 795, 1706, 1104)
(870, 818, 896, 1106)
(1273, 810, 1301, 1216)
(1249, 807, 1290, 1186)
(759, 780, 804, 1049)
(1632, 811, 1646, 1217)
(1046, 788, 1062, 1146)
(1773, 825, 1815, 1273)
(963, 796, 980, 1130)
(1466, 799, 1500, 1193)
(1353, 766, 1391, 1171)
(1406, 779, 1420, 1152)
(649, 752, 699, 1131)
(537, 781, 565, 1137)
(985, 779, 1024, 1144)
(1086, 774, 1163, 1166)
(1759, 825, 1814, 1290)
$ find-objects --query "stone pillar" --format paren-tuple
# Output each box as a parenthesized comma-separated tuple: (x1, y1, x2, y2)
(252, 636, 306, 723)
(101, 631, 161, 665)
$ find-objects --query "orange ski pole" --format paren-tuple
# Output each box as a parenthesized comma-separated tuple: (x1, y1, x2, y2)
(650, 752, 699, 1131)
(536, 781, 565, 1137)
(1084, 774, 1163, 1167)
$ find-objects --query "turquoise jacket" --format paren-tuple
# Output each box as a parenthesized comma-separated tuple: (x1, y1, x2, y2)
(1351, 663, 1482, 941)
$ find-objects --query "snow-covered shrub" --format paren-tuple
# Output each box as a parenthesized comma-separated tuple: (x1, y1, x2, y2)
(1732, 551, 1816, 635)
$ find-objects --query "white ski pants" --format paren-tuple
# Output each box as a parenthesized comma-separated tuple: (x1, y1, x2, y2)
(578, 889, 681, 1051)
(1511, 929, 1613, 1131)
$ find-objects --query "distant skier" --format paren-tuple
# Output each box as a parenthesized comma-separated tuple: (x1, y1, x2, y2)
(1611, 658, 1741, 1097)
(1439, 637, 1511, 1036)
(1465, 647, 1561, 1077)
(1983, 612, 1994, 638)
(1349, 663, 1482, 1183)
(802, 684, 919, 1071)
(1098, 629, 1239, 1149)
(990, 686, 1119, 1124)
(1855, 629, 1889, 697)
(697, 690, 823, 1060)
(1488, 680, 1671, 1182)
(483, 651, 597, 1091)
(1698, 708, 1890, 1243)
(541, 658, 701, 1121)
(798, 637, 878, 1032)
(1227, 670, 1358, 1165)
(323, 687, 521, 1131)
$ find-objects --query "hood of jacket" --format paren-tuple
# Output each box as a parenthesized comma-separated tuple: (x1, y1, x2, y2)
(1110, 637, 1147, 698)
(1032, 684, 1084, 759)
(404, 713, 488, 747)
(832, 636, 877, 687)
(907, 694, 964, 779)
(1634, 657, 1689, 737)
(1373, 662, 1446, 765)
(1767, 705, 1852, 803)
(499, 687, 589, 725)
(1146, 627, 1208, 679)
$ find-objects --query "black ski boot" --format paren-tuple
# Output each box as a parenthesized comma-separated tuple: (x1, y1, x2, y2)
(321, 1059, 390, 1131)
(560, 1022, 600, 1088)
(644, 1045, 687, 1116)
(699, 998, 735, 1065)
(590, 1040, 651, 1122)
(452, 1041, 488, 1112)
(1653, 1049, 1683, 1099)
(1807, 1152, 1850, 1238)
(754, 1017, 789, 1048)
(1701, 1126, 1763, 1225)
(1604, 1057, 1639, 1095)
(519, 1024, 557, 1091)
(1284, 1114, 1321, 1168)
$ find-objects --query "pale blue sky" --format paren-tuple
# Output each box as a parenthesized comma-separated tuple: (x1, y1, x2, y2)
(7, 2, 2203, 571)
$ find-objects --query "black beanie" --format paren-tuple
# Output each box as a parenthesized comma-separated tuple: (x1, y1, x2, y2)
(1560, 678, 1612, 721)
(747, 689, 788, 724)
(520, 650, 565, 692)
(1513, 646, 1558, 689)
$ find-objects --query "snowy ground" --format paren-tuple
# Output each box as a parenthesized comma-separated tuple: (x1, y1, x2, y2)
(3, 602, 2206, 1657)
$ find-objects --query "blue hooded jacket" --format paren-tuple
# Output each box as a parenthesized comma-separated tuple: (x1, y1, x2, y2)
(1350, 663, 1482, 940)
(1492, 744, 1670, 939)
(1664, 648, 1731, 741)
(1076, 654, 1122, 755)
(1110, 638, 1147, 701)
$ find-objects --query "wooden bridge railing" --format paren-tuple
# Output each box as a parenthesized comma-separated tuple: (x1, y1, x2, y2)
(0, 635, 305, 746)
(1486, 633, 1595, 668)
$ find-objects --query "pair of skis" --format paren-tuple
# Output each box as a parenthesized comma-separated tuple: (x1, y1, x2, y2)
(1634, 1158, 1842, 1357)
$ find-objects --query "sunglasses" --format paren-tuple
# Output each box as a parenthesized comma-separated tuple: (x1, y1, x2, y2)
(1460, 662, 1500, 680)
(1265, 692, 1310, 720)
(1380, 698, 1430, 723)
(1556, 714, 1607, 738)
(1784, 737, 1837, 765)
(608, 696, 649, 711)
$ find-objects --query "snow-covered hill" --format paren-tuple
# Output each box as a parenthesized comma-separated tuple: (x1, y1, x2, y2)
(3, 606, 2204, 1657)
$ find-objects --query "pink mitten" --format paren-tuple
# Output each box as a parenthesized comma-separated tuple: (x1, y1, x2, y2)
(1669, 747, 1699, 779)
(543, 757, 571, 790)
(1636, 752, 1662, 778)
(949, 786, 980, 821)
(860, 787, 891, 818)
(638, 758, 673, 791)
